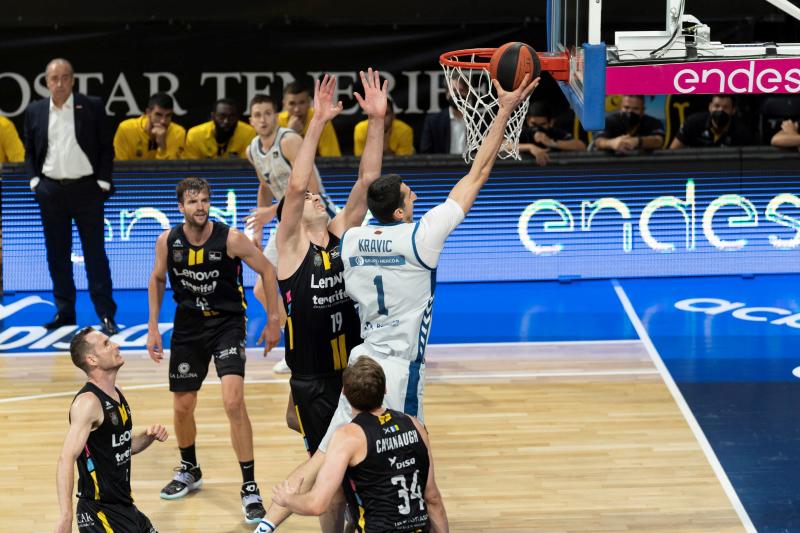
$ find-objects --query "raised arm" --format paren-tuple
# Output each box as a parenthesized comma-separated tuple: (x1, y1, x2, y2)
(146, 231, 169, 363)
(330, 68, 387, 236)
(228, 230, 281, 353)
(55, 393, 103, 533)
(276, 75, 343, 257)
(280, 132, 326, 196)
(448, 76, 540, 214)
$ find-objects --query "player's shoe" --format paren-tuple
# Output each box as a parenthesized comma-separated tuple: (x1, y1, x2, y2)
(241, 482, 266, 524)
(160, 463, 203, 500)
(272, 358, 290, 374)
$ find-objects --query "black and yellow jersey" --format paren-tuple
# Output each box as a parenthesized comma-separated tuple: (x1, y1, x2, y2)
(278, 233, 360, 377)
(167, 222, 246, 315)
(346, 409, 431, 533)
(73, 383, 134, 505)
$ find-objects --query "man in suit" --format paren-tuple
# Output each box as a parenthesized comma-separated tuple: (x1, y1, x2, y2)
(23, 58, 118, 335)
(420, 78, 467, 155)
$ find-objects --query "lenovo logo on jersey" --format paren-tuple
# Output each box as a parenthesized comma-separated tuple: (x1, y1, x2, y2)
(311, 272, 343, 289)
(112, 430, 132, 448)
(172, 268, 220, 281)
(675, 298, 800, 329)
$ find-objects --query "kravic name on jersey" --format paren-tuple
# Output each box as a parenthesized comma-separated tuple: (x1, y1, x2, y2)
(358, 238, 393, 253)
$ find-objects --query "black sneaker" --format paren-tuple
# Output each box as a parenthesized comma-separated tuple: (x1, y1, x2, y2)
(160, 464, 203, 500)
(241, 482, 266, 524)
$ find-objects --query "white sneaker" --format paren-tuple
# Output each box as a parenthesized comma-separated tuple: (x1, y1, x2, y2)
(272, 358, 290, 374)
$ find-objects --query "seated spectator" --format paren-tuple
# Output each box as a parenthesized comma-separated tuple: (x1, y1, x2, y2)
(184, 98, 256, 159)
(670, 95, 752, 149)
(759, 95, 800, 144)
(353, 100, 413, 156)
(114, 93, 186, 160)
(278, 81, 341, 156)
(595, 95, 664, 153)
(0, 115, 24, 163)
(519, 101, 586, 165)
(770, 119, 800, 150)
(421, 78, 467, 155)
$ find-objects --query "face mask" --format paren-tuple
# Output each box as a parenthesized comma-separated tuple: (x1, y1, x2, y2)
(711, 110, 731, 129)
(620, 111, 641, 130)
(531, 125, 555, 137)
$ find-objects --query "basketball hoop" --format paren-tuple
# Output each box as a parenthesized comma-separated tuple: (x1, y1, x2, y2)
(440, 48, 570, 163)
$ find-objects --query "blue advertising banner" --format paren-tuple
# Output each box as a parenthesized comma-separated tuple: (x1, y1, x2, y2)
(2, 153, 799, 291)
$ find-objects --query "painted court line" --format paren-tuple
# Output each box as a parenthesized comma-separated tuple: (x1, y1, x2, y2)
(612, 279, 756, 533)
(0, 367, 659, 404)
(0, 339, 642, 358)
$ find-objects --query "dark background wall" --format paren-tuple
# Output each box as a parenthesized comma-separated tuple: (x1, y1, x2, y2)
(4, 0, 800, 28)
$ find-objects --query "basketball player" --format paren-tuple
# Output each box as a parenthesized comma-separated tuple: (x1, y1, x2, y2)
(271, 357, 448, 533)
(145, 177, 281, 524)
(246, 93, 338, 376)
(258, 70, 385, 532)
(56, 327, 168, 533)
(326, 73, 539, 435)
(254, 74, 538, 533)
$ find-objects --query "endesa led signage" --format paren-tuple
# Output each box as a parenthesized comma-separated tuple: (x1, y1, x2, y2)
(2, 153, 799, 290)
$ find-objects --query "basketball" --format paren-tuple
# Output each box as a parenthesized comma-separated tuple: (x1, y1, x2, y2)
(488, 42, 541, 91)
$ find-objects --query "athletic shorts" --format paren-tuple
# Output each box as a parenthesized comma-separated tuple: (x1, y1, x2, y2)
(169, 309, 247, 392)
(290, 373, 343, 454)
(262, 230, 278, 267)
(76, 500, 157, 533)
(319, 345, 425, 453)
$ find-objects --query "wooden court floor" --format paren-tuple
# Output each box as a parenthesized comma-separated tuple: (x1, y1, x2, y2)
(0, 341, 745, 532)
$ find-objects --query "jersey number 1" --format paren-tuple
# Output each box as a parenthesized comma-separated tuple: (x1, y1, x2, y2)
(373, 275, 389, 315)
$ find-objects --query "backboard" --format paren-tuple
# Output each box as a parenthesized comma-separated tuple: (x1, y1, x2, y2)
(548, 0, 800, 130)
(547, 0, 607, 131)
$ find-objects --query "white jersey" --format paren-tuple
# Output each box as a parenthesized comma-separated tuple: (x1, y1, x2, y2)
(341, 198, 465, 363)
(248, 127, 296, 200)
(248, 127, 337, 216)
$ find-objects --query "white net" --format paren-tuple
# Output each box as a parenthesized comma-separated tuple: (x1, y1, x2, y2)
(441, 51, 530, 163)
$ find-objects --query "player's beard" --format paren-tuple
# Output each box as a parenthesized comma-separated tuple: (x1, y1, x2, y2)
(185, 211, 208, 230)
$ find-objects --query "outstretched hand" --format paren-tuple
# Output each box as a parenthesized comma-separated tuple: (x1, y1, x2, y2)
(354, 68, 388, 119)
(493, 75, 541, 113)
(313, 74, 344, 123)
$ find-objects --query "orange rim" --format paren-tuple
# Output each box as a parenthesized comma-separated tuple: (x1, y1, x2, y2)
(439, 48, 496, 69)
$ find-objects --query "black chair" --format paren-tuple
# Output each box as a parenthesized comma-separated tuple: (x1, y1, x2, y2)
(759, 95, 800, 144)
